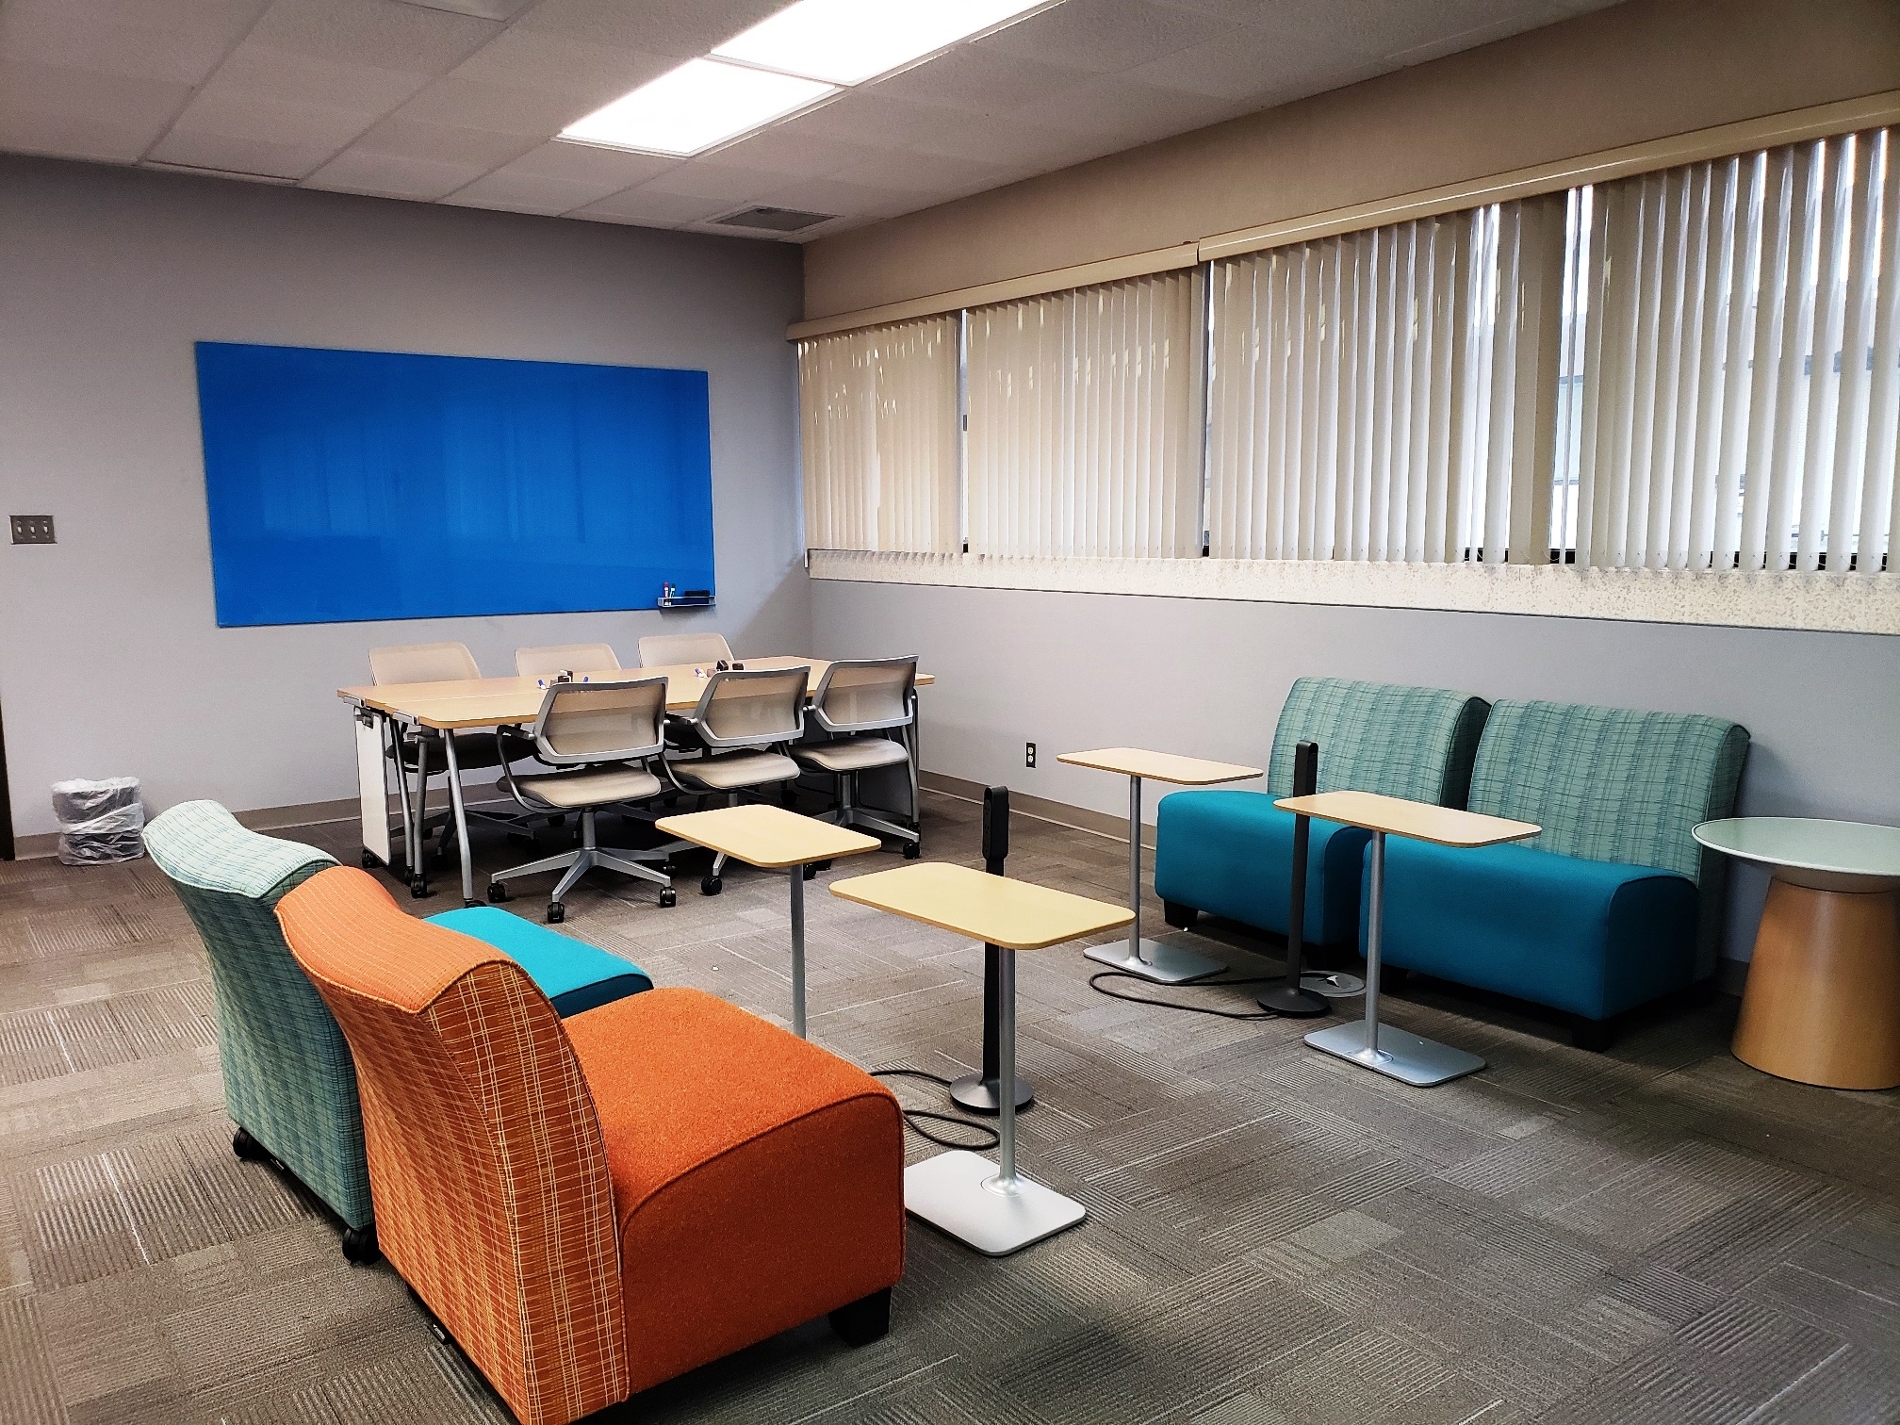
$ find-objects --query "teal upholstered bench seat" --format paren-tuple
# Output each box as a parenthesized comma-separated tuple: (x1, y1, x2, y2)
(1154, 792, 1369, 945)
(426, 907, 652, 1016)
(1371, 840, 1700, 1022)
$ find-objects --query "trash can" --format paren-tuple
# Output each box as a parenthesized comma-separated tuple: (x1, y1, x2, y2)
(51, 777, 146, 865)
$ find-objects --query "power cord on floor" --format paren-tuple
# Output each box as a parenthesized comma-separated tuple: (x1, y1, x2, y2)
(872, 1067, 1002, 1151)
(1087, 969, 1299, 1020)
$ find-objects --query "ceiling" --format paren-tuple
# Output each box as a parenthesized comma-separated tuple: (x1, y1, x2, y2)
(0, 0, 1621, 241)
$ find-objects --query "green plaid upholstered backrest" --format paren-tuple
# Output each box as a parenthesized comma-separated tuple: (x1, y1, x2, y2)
(1465, 701, 1748, 881)
(143, 801, 372, 1229)
(1267, 678, 1491, 808)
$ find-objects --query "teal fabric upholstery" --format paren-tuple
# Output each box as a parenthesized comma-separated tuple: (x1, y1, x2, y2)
(143, 801, 372, 1230)
(1463, 699, 1749, 976)
(426, 907, 652, 1016)
(1153, 678, 1490, 943)
(1374, 840, 1701, 1020)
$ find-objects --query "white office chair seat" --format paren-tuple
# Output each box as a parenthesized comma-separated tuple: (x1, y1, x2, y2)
(792, 739, 911, 774)
(670, 751, 800, 791)
(509, 765, 663, 810)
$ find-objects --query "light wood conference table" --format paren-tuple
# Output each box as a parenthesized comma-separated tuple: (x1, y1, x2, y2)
(1276, 790, 1539, 1087)
(1058, 747, 1263, 983)
(338, 656, 934, 907)
(832, 861, 1131, 1256)
(655, 805, 879, 1039)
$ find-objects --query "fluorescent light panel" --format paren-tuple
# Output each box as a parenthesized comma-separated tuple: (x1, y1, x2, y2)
(561, 59, 834, 157)
(714, 0, 1051, 86)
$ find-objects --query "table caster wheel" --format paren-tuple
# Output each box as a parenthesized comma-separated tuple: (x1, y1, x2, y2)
(700, 875, 722, 897)
(233, 1127, 267, 1162)
(903, 840, 923, 860)
(659, 887, 677, 908)
(341, 1224, 380, 1265)
(409, 878, 429, 899)
(546, 901, 565, 924)
(487, 882, 509, 903)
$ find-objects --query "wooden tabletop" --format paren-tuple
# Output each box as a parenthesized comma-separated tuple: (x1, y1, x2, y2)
(830, 862, 1133, 950)
(339, 655, 935, 729)
(1057, 747, 1263, 785)
(655, 804, 880, 869)
(1274, 790, 1539, 848)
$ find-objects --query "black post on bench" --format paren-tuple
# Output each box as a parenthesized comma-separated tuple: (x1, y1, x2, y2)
(950, 786, 1036, 1113)
(1259, 741, 1329, 1017)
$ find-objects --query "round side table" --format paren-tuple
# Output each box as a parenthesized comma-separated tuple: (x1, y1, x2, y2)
(1693, 817, 1900, 1091)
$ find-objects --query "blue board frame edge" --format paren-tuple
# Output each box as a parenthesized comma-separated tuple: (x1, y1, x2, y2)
(194, 340, 716, 629)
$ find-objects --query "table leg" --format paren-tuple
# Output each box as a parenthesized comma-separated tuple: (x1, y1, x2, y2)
(949, 943, 1036, 1114)
(904, 941, 1087, 1256)
(1304, 830, 1485, 1087)
(789, 863, 807, 1039)
(1084, 774, 1223, 984)
(405, 723, 430, 896)
(442, 729, 477, 908)
(1732, 877, 1900, 1090)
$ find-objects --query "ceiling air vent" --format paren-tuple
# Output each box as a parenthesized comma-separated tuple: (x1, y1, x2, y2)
(711, 206, 836, 233)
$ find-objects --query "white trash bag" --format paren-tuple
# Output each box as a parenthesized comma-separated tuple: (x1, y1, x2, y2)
(51, 777, 146, 865)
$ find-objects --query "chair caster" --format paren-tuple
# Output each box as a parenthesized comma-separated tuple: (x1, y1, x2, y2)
(360, 849, 380, 869)
(341, 1224, 380, 1265)
(829, 1287, 891, 1347)
(547, 901, 566, 924)
(232, 1127, 267, 1162)
(463, 898, 482, 910)
(802, 862, 820, 880)
(486, 882, 509, 903)
(658, 887, 677, 908)
(700, 875, 723, 896)
(409, 878, 429, 900)
(902, 840, 922, 860)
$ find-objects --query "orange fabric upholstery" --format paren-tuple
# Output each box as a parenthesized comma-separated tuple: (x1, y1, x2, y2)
(276, 867, 905, 1424)
(564, 990, 905, 1394)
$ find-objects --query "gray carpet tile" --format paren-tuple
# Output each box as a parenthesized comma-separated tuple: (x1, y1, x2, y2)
(2, 786, 1897, 1424)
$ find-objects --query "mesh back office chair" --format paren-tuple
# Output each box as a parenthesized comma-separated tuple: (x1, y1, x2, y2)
(639, 632, 734, 667)
(662, 666, 808, 896)
(489, 678, 679, 921)
(792, 658, 921, 859)
(369, 641, 518, 891)
(516, 644, 621, 678)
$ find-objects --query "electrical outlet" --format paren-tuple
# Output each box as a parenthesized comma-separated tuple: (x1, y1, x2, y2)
(10, 515, 54, 545)
(1024, 741, 1037, 768)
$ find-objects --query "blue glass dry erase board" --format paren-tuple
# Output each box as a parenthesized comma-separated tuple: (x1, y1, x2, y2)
(194, 342, 715, 627)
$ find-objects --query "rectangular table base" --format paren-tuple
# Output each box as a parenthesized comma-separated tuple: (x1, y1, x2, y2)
(1084, 937, 1224, 984)
(904, 1149, 1086, 1256)
(1305, 1019, 1485, 1087)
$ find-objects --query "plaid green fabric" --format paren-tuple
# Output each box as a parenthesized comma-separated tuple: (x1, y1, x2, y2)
(145, 803, 372, 1230)
(1268, 678, 1491, 807)
(1466, 700, 1749, 975)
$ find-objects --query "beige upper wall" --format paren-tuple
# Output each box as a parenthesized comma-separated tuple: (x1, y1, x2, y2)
(802, 0, 1900, 320)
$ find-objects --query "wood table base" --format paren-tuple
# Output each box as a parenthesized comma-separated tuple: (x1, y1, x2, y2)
(1732, 879, 1900, 1090)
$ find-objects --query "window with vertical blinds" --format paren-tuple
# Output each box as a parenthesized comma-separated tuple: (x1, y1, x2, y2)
(1565, 125, 1898, 572)
(798, 315, 960, 553)
(1205, 197, 1566, 563)
(965, 271, 1202, 558)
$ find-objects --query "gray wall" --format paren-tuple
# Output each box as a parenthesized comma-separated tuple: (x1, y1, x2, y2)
(814, 579, 1900, 962)
(0, 156, 808, 838)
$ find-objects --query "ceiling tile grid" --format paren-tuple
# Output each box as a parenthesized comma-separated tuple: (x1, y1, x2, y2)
(0, 0, 1620, 240)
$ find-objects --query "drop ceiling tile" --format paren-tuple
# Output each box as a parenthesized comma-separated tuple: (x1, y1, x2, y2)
(696, 125, 882, 181)
(302, 147, 490, 200)
(571, 185, 731, 226)
(903, 110, 1118, 169)
(387, 76, 592, 138)
(824, 148, 1018, 197)
(188, 43, 431, 112)
(144, 126, 339, 180)
(0, 0, 269, 88)
(1010, 74, 1250, 148)
(447, 27, 676, 108)
(243, 0, 497, 72)
(777, 93, 959, 152)
(0, 59, 190, 162)
(512, 0, 790, 60)
(1128, 34, 1389, 103)
(868, 43, 1095, 116)
(345, 114, 538, 168)
(634, 163, 787, 205)
(973, 0, 1238, 75)
(499, 140, 678, 187)
(444, 164, 632, 214)
(755, 175, 916, 221)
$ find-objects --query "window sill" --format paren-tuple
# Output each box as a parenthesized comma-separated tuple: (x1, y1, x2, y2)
(806, 550, 1900, 635)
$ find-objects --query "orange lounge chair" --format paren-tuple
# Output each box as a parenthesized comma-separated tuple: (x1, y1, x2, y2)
(276, 867, 904, 1425)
